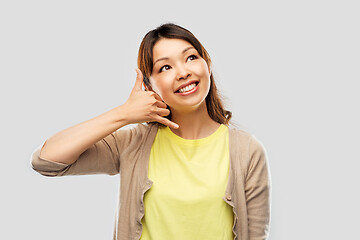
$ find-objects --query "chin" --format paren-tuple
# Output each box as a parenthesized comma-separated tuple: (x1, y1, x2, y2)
(171, 99, 207, 111)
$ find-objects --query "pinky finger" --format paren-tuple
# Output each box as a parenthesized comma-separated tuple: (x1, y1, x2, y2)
(154, 115, 179, 129)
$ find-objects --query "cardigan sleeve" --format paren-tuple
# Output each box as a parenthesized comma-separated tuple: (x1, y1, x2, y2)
(245, 135, 272, 240)
(30, 125, 138, 177)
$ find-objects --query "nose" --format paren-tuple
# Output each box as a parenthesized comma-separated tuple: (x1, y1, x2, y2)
(176, 64, 191, 81)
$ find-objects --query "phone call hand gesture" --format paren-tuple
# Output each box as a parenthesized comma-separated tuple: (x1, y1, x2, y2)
(121, 68, 179, 129)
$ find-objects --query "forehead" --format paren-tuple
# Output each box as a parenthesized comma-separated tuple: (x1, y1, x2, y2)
(152, 38, 194, 59)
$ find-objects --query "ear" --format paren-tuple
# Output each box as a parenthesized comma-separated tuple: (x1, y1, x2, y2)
(142, 75, 152, 91)
(143, 83, 152, 91)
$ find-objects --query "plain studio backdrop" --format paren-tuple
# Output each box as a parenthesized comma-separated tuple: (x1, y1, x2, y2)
(1, 0, 359, 239)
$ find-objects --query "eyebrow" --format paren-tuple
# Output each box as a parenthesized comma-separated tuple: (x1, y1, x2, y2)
(153, 46, 195, 66)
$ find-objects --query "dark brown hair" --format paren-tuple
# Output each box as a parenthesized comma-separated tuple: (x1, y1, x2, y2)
(137, 23, 232, 126)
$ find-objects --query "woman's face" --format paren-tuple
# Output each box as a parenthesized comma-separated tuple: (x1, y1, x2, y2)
(149, 38, 211, 112)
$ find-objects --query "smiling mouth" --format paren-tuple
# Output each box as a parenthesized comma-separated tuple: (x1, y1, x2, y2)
(175, 81, 199, 93)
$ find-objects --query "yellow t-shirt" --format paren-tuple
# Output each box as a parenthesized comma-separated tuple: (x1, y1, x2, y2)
(140, 124, 234, 240)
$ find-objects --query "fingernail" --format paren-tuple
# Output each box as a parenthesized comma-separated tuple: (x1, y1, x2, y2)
(174, 124, 179, 128)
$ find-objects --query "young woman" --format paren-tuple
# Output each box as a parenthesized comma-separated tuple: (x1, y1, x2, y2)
(31, 23, 271, 240)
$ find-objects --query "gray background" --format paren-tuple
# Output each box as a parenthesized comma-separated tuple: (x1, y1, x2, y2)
(1, 0, 359, 239)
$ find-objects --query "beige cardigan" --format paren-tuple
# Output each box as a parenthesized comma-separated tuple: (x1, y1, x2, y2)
(31, 122, 271, 240)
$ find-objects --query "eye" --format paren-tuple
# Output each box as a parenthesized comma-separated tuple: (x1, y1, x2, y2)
(159, 65, 171, 73)
(187, 54, 198, 61)
(158, 55, 198, 73)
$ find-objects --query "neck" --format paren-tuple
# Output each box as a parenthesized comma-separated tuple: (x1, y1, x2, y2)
(169, 101, 221, 139)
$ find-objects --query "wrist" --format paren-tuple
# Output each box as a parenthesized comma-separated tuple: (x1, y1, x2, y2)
(115, 104, 130, 126)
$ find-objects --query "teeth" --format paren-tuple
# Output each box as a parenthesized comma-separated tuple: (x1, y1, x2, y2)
(179, 83, 196, 93)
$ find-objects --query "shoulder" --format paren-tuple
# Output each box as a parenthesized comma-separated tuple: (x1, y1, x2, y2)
(228, 126, 265, 148)
(228, 126, 267, 164)
(228, 126, 254, 149)
(114, 122, 159, 142)
(134, 122, 159, 136)
(228, 126, 270, 182)
(110, 122, 159, 154)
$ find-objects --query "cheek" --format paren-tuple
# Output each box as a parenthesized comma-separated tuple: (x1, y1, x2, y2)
(194, 61, 210, 77)
(150, 79, 170, 99)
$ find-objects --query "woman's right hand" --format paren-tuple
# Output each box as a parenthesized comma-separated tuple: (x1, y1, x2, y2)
(121, 68, 179, 129)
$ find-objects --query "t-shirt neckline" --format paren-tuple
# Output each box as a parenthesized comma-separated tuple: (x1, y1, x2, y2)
(163, 124, 227, 146)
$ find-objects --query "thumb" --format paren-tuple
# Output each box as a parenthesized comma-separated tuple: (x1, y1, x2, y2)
(134, 68, 144, 90)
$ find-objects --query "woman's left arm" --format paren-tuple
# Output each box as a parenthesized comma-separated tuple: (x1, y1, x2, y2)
(245, 136, 272, 240)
